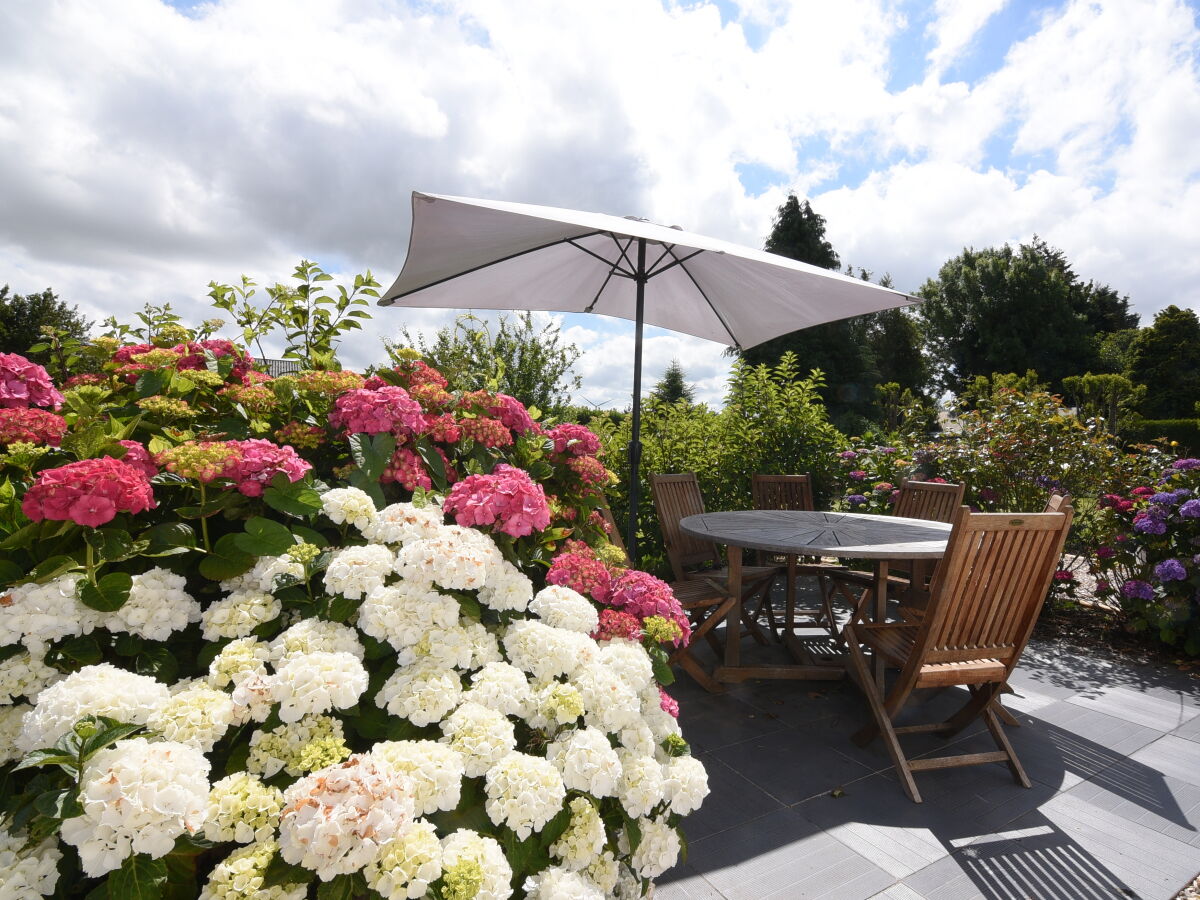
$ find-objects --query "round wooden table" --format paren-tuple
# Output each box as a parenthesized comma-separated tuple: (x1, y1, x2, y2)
(679, 510, 952, 684)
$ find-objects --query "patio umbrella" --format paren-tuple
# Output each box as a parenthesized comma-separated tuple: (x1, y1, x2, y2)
(379, 191, 919, 558)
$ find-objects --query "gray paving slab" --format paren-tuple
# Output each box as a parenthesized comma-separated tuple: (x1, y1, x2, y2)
(678, 691, 791, 754)
(1066, 683, 1200, 732)
(1129, 733, 1200, 788)
(1067, 762, 1200, 849)
(682, 754, 786, 841)
(1174, 713, 1200, 744)
(653, 864, 725, 899)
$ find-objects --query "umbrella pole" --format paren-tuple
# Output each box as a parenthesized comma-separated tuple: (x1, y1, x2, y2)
(626, 237, 647, 562)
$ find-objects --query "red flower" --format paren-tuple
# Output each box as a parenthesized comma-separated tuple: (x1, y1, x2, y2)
(22, 458, 155, 527)
(0, 408, 67, 446)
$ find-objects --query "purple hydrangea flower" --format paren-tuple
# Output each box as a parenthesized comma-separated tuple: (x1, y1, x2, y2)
(839, 450, 858, 460)
(847, 494, 867, 506)
(1182, 499, 1200, 518)
(1173, 458, 1200, 470)
(1121, 580, 1155, 600)
(1151, 492, 1179, 505)
(1155, 558, 1188, 582)
(1134, 513, 1168, 535)
(849, 470, 867, 481)
(879, 447, 897, 454)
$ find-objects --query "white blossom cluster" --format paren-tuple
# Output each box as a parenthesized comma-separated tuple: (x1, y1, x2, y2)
(0, 826, 61, 897)
(359, 500, 444, 545)
(105, 566, 201, 641)
(205, 772, 284, 844)
(147, 681, 236, 752)
(321, 487, 378, 531)
(370, 740, 464, 816)
(17, 664, 169, 751)
(364, 819, 443, 900)
(323, 544, 395, 599)
(484, 752, 566, 839)
(273, 650, 368, 722)
(529, 585, 599, 634)
(270, 619, 364, 662)
(439, 829, 513, 900)
(0, 648, 60, 704)
(220, 554, 304, 594)
(0, 574, 99, 654)
(201, 590, 280, 641)
(199, 840, 308, 900)
(394, 524, 504, 591)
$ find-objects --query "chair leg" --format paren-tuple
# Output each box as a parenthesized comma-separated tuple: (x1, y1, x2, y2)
(843, 626, 922, 803)
(673, 650, 725, 694)
(671, 596, 737, 694)
(983, 705, 1032, 788)
(942, 685, 1000, 737)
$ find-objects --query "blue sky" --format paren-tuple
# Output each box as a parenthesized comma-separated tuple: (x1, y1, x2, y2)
(1, 0, 1198, 408)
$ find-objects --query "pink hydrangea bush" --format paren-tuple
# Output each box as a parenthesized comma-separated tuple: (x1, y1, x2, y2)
(0, 352, 64, 409)
(330, 386, 425, 436)
(0, 408, 68, 446)
(443, 463, 552, 538)
(21, 457, 156, 527)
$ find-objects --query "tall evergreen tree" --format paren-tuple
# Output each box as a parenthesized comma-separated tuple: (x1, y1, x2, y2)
(763, 195, 840, 269)
(1127, 305, 1200, 419)
(651, 359, 695, 405)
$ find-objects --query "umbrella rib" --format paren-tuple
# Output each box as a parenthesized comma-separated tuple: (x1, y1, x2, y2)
(383, 230, 608, 301)
(567, 238, 636, 278)
(667, 248, 742, 349)
(646, 247, 704, 279)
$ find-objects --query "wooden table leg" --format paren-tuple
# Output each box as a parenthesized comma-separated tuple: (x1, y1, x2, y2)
(872, 559, 888, 686)
(783, 555, 797, 640)
(722, 545, 743, 670)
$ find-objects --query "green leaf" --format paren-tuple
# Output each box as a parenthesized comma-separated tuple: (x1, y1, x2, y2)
(106, 854, 168, 900)
(349, 432, 395, 482)
(648, 645, 675, 686)
(0, 521, 39, 551)
(262, 853, 310, 888)
(28, 555, 79, 583)
(54, 634, 104, 666)
(79, 572, 133, 612)
(81, 721, 145, 759)
(232, 516, 297, 557)
(134, 371, 167, 399)
(347, 469, 385, 508)
(135, 646, 179, 682)
(539, 804, 573, 848)
(414, 437, 448, 492)
(12, 750, 78, 773)
(85, 528, 133, 562)
(198, 533, 255, 582)
(324, 594, 359, 623)
(143, 522, 197, 553)
(0, 558, 23, 584)
(316, 873, 366, 900)
(34, 787, 83, 819)
(502, 829, 550, 877)
(263, 475, 323, 518)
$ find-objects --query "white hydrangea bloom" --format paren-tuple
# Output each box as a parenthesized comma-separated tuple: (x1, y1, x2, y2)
(205, 772, 284, 844)
(323, 544, 395, 600)
(621, 816, 680, 879)
(662, 755, 710, 816)
(0, 826, 62, 898)
(464, 621, 503, 668)
(527, 679, 585, 731)
(546, 727, 621, 797)
(208, 637, 271, 688)
(615, 865, 648, 899)
(394, 525, 504, 591)
(524, 866, 606, 900)
(503, 620, 598, 681)
(200, 590, 281, 641)
(278, 754, 415, 881)
(376, 661, 463, 728)
(18, 663, 169, 751)
(439, 829, 512, 900)
(585, 850, 621, 896)
(639, 686, 682, 748)
(60, 738, 210, 876)
(464, 662, 532, 718)
(269, 619, 364, 663)
(550, 797, 606, 871)
(439, 701, 516, 778)
(484, 752, 566, 839)
(478, 560, 533, 612)
(220, 554, 304, 594)
(147, 681, 236, 752)
(615, 750, 666, 819)
(396, 623, 473, 670)
(0, 704, 29, 764)
(357, 582, 459, 652)
(365, 819, 443, 900)
(199, 839, 309, 900)
(598, 639, 654, 693)
(247, 714, 350, 778)
(370, 740, 464, 816)
(0, 649, 60, 704)
(105, 566, 201, 642)
(529, 585, 599, 635)
(321, 487, 378, 531)
(571, 661, 642, 734)
(0, 574, 99, 654)
(272, 651, 368, 723)
(617, 720, 657, 758)
(230, 670, 276, 724)
(360, 500, 444, 545)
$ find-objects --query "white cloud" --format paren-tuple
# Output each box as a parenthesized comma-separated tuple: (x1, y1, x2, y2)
(925, 0, 1009, 79)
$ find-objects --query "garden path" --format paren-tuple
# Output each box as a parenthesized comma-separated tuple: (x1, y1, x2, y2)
(658, 609, 1200, 899)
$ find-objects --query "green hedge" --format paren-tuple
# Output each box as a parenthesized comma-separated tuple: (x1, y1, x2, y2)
(1124, 419, 1200, 455)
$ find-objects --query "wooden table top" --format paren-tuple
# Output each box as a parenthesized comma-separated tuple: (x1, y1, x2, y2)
(679, 509, 952, 559)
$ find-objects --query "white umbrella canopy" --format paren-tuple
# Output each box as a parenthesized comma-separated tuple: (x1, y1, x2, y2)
(379, 191, 920, 557)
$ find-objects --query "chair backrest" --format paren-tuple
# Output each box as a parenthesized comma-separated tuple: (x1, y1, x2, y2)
(893, 479, 966, 523)
(596, 501, 629, 564)
(752, 474, 815, 511)
(649, 473, 720, 579)
(912, 502, 1074, 675)
(1043, 492, 1071, 513)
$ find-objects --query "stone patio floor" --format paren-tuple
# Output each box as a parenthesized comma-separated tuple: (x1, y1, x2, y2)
(656, 628, 1200, 900)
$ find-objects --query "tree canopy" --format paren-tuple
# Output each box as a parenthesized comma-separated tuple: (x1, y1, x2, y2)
(0, 285, 91, 356)
(650, 359, 695, 405)
(1127, 305, 1200, 419)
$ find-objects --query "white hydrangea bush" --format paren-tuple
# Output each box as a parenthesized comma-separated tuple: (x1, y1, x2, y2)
(1, 489, 708, 898)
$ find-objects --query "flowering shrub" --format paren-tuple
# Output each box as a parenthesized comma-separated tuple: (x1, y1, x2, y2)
(0, 327, 705, 898)
(831, 446, 913, 513)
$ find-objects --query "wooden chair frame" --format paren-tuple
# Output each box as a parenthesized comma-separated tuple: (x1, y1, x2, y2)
(843, 502, 1074, 803)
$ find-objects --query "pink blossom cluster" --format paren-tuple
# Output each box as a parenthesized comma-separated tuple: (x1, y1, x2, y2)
(592, 608, 641, 642)
(443, 463, 551, 538)
(22, 457, 156, 527)
(459, 416, 512, 448)
(112, 343, 154, 365)
(330, 387, 425, 436)
(224, 439, 312, 497)
(659, 687, 680, 718)
(423, 413, 462, 444)
(491, 394, 537, 435)
(608, 570, 691, 645)
(546, 550, 613, 604)
(0, 408, 67, 446)
(63, 373, 106, 389)
(112, 440, 158, 478)
(566, 455, 611, 485)
(173, 339, 253, 381)
(548, 423, 601, 457)
(0, 353, 63, 409)
(381, 447, 432, 492)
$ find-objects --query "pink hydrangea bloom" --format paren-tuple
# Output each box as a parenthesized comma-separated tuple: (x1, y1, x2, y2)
(592, 608, 642, 642)
(423, 413, 463, 444)
(112, 343, 156, 365)
(330, 386, 425, 435)
(0, 408, 67, 446)
(567, 455, 611, 485)
(0, 353, 63, 409)
(547, 551, 613, 604)
(22, 457, 155, 527)
(224, 439, 312, 497)
(443, 463, 551, 538)
(173, 340, 253, 381)
(459, 416, 513, 448)
(112, 440, 158, 478)
(659, 687, 680, 718)
(491, 394, 537, 434)
(608, 570, 691, 645)
(381, 446, 433, 492)
(548, 423, 601, 457)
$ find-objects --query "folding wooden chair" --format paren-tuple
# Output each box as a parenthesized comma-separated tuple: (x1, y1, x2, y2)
(650, 473, 779, 645)
(598, 497, 737, 693)
(843, 501, 1074, 803)
(751, 474, 849, 639)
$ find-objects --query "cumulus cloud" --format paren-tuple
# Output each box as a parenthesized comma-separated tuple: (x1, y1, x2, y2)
(0, 0, 1196, 408)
